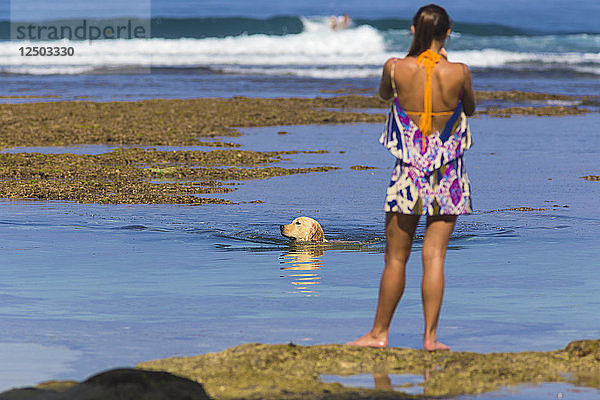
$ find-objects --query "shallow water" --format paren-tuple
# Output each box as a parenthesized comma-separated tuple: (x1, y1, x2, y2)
(321, 373, 424, 395)
(1, 114, 600, 395)
(322, 373, 600, 399)
(1, 71, 600, 104)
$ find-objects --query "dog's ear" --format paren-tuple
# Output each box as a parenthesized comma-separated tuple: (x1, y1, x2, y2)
(308, 223, 324, 242)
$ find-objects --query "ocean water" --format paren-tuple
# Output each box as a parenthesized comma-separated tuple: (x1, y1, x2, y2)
(1, 0, 600, 397)
(0, 0, 599, 99)
(2, 115, 600, 396)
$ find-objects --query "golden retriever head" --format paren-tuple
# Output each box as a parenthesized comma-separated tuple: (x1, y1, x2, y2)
(280, 217, 326, 242)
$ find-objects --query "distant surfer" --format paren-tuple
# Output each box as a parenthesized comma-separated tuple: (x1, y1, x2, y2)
(329, 14, 352, 31)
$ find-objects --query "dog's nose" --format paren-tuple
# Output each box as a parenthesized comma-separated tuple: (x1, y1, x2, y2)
(279, 225, 284, 230)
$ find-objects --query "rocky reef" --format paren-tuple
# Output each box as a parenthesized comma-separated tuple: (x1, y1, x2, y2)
(133, 339, 600, 399)
(0, 91, 594, 204)
(6, 340, 598, 399)
(0, 148, 337, 204)
(1, 91, 596, 151)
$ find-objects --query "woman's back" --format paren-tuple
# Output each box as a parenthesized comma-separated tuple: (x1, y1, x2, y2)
(380, 53, 475, 133)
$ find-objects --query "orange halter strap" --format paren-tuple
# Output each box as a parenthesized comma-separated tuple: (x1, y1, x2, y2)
(390, 50, 447, 136)
(415, 49, 442, 136)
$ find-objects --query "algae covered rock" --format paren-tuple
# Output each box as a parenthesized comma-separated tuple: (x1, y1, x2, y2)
(4, 340, 600, 400)
(0, 148, 338, 204)
(565, 339, 600, 360)
(138, 340, 600, 399)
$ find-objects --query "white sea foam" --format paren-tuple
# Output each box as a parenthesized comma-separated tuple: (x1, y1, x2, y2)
(0, 25, 385, 67)
(448, 49, 536, 67)
(299, 16, 337, 32)
(1, 65, 97, 75)
(450, 49, 600, 69)
(1, 23, 599, 78)
(218, 66, 380, 79)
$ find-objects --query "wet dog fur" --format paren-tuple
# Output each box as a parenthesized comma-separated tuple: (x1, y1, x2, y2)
(280, 217, 326, 242)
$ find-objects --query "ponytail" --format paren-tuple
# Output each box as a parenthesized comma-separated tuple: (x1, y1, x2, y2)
(407, 4, 451, 57)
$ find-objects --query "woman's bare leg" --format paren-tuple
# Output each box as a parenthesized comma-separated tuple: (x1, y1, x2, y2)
(347, 212, 419, 347)
(421, 215, 456, 351)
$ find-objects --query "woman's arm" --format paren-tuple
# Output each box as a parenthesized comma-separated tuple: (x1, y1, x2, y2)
(461, 64, 476, 116)
(378, 58, 395, 101)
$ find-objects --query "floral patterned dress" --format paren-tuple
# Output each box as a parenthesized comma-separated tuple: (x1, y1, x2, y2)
(380, 54, 473, 215)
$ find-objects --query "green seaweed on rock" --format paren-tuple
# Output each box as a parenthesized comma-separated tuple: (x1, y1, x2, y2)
(0, 149, 338, 204)
(136, 339, 600, 400)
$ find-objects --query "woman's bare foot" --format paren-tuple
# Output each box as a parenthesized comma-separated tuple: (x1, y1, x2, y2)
(346, 332, 388, 348)
(423, 338, 450, 351)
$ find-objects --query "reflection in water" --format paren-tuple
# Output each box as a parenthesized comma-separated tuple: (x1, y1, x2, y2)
(372, 373, 392, 390)
(373, 373, 424, 395)
(320, 373, 424, 395)
(280, 248, 324, 295)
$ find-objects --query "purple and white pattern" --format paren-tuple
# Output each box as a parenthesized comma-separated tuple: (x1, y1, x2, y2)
(381, 99, 473, 215)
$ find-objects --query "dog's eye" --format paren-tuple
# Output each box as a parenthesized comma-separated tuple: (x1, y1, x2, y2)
(295, 221, 301, 225)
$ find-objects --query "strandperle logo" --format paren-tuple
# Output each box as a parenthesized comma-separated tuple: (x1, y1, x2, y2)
(12, 19, 149, 41)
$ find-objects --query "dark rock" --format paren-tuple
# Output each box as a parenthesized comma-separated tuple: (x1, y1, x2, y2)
(0, 368, 211, 400)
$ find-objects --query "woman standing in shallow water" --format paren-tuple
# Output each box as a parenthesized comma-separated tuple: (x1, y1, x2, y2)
(348, 4, 475, 351)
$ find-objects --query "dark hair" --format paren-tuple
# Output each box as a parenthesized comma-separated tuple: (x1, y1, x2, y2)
(407, 4, 451, 57)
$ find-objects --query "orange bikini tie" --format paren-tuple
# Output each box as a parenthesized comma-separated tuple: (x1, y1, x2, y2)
(416, 49, 442, 137)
